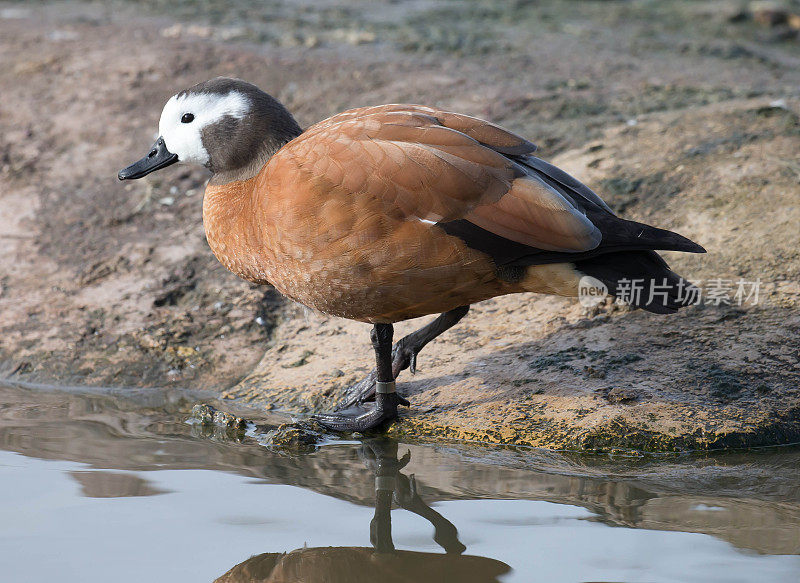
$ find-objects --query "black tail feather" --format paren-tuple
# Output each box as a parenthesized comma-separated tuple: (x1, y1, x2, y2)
(591, 214, 706, 254)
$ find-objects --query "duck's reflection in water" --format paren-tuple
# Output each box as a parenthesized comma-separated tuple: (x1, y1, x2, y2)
(214, 439, 511, 583)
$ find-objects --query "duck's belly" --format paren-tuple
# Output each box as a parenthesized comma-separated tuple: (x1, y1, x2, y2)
(213, 215, 517, 322)
(265, 261, 501, 323)
(262, 230, 511, 323)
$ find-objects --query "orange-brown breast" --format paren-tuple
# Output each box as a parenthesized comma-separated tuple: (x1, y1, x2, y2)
(203, 173, 514, 323)
(202, 105, 594, 322)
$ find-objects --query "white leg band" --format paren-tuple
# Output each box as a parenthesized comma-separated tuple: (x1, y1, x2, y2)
(375, 380, 396, 394)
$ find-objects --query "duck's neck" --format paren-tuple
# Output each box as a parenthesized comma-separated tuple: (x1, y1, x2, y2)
(208, 134, 297, 186)
(207, 100, 304, 186)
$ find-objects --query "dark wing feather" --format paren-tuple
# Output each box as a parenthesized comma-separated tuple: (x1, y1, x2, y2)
(440, 212, 705, 268)
(441, 155, 705, 267)
(515, 155, 615, 214)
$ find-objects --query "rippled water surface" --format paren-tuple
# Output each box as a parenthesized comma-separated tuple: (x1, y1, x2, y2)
(1, 382, 799, 582)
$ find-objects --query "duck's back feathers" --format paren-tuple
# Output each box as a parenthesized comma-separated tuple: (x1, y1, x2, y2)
(304, 104, 538, 156)
(272, 105, 602, 253)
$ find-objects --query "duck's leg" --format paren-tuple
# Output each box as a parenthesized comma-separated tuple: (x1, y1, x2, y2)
(394, 473, 466, 554)
(362, 440, 409, 553)
(361, 439, 465, 554)
(314, 323, 405, 432)
(339, 305, 470, 410)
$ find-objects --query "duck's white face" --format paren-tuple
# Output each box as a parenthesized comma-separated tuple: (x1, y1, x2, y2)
(119, 77, 302, 181)
(158, 91, 251, 166)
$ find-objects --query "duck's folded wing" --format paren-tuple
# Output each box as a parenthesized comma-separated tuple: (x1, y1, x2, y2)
(274, 107, 602, 253)
(516, 155, 615, 214)
(304, 104, 538, 155)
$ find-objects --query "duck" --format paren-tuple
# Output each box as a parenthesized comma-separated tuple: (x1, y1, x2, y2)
(119, 77, 705, 433)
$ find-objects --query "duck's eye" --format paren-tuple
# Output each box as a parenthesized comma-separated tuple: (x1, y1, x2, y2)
(181, 113, 195, 124)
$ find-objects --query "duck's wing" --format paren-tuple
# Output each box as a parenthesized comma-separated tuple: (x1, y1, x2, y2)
(304, 104, 538, 155)
(515, 155, 615, 214)
(274, 106, 602, 253)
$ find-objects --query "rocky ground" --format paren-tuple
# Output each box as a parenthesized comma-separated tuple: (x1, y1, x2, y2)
(1, 0, 799, 451)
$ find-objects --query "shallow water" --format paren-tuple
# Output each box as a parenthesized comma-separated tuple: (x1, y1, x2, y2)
(1, 382, 799, 583)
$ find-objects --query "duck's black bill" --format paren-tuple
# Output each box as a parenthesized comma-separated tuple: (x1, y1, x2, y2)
(118, 137, 178, 180)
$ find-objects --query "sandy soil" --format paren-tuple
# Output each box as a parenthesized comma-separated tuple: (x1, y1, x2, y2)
(1, 0, 798, 450)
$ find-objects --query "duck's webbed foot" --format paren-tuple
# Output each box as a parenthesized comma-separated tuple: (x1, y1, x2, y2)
(314, 390, 405, 433)
(339, 306, 470, 409)
(315, 323, 404, 433)
(339, 371, 410, 411)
